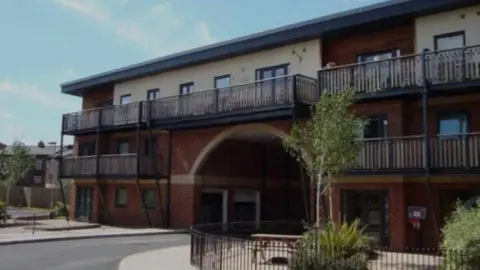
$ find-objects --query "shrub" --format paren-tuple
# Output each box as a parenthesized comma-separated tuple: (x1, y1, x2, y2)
(0, 200, 8, 222)
(53, 201, 70, 217)
(291, 220, 374, 270)
(441, 200, 480, 270)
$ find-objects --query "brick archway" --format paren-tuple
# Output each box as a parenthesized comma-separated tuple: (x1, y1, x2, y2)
(189, 123, 290, 175)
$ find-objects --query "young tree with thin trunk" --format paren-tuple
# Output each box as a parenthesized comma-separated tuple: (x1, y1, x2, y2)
(0, 140, 35, 205)
(283, 89, 366, 227)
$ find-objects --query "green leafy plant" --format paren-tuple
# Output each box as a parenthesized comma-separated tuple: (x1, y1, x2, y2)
(0, 200, 7, 223)
(283, 89, 366, 224)
(53, 201, 70, 217)
(441, 201, 480, 269)
(0, 140, 35, 205)
(292, 220, 374, 270)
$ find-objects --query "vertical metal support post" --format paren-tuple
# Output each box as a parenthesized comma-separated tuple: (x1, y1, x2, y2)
(57, 118, 69, 222)
(95, 110, 112, 224)
(292, 108, 310, 224)
(166, 130, 173, 228)
(421, 49, 439, 238)
(147, 101, 166, 227)
(136, 102, 153, 228)
(260, 144, 267, 221)
(316, 70, 322, 101)
(284, 153, 290, 220)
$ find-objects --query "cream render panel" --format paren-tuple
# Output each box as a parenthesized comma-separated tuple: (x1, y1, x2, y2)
(113, 39, 321, 104)
(415, 5, 480, 52)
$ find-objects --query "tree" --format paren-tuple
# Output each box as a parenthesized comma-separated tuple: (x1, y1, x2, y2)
(283, 89, 366, 226)
(0, 140, 35, 205)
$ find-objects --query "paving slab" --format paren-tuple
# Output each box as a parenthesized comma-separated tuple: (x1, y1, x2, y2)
(119, 245, 194, 270)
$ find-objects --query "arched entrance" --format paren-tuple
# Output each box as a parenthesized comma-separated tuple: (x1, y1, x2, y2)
(190, 123, 308, 225)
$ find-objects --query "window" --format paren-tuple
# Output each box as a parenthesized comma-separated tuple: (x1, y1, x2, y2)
(438, 111, 469, 137)
(35, 159, 43, 170)
(33, 176, 42, 184)
(363, 115, 388, 139)
(214, 75, 231, 89)
(120, 94, 131, 105)
(255, 64, 288, 80)
(147, 89, 160, 100)
(78, 142, 95, 156)
(434, 31, 465, 51)
(144, 138, 158, 156)
(179, 82, 194, 95)
(357, 49, 400, 63)
(117, 142, 130, 154)
(115, 188, 128, 207)
(142, 188, 156, 209)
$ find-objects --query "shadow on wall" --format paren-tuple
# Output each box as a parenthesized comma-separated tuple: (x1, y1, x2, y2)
(0, 185, 69, 209)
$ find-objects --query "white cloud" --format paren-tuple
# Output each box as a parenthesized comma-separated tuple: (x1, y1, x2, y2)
(54, 0, 109, 22)
(198, 22, 216, 45)
(0, 79, 79, 110)
(0, 110, 13, 119)
(53, 0, 217, 56)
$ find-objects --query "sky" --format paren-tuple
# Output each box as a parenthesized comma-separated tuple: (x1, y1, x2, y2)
(0, 0, 386, 146)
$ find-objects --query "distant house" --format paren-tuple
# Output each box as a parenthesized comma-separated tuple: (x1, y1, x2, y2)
(1, 141, 73, 187)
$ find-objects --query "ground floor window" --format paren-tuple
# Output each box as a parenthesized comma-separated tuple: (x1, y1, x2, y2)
(115, 188, 128, 208)
(142, 188, 156, 209)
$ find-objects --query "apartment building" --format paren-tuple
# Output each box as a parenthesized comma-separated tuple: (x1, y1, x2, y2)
(59, 0, 480, 250)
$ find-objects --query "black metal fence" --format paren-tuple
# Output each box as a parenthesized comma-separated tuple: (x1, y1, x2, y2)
(190, 221, 474, 270)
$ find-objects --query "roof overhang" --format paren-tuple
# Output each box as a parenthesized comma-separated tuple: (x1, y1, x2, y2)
(61, 0, 478, 96)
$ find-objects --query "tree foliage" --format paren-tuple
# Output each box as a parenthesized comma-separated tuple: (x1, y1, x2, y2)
(0, 140, 35, 189)
(283, 89, 366, 224)
(441, 200, 480, 269)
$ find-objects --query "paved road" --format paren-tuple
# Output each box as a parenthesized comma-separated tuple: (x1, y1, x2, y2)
(0, 234, 190, 270)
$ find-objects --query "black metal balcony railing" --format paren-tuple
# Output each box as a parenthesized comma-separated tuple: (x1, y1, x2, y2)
(319, 45, 480, 94)
(62, 75, 317, 134)
(60, 154, 164, 178)
(351, 133, 480, 173)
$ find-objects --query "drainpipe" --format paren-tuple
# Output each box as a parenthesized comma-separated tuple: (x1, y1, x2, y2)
(166, 130, 173, 228)
(421, 48, 439, 243)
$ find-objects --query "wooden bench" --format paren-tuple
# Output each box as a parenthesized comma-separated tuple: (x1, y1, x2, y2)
(250, 234, 301, 263)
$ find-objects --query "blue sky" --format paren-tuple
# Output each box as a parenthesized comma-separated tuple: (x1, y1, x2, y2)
(0, 0, 384, 145)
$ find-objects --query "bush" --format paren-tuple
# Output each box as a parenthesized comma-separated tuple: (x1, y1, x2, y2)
(441, 201, 480, 269)
(53, 201, 70, 217)
(0, 200, 9, 222)
(291, 220, 374, 270)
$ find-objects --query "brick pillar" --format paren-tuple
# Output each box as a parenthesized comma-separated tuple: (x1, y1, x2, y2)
(169, 175, 198, 228)
(389, 182, 407, 250)
(68, 183, 77, 221)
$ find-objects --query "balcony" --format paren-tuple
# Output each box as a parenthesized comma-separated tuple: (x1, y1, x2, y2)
(61, 75, 317, 134)
(60, 154, 165, 179)
(319, 45, 480, 97)
(62, 102, 143, 134)
(349, 133, 480, 174)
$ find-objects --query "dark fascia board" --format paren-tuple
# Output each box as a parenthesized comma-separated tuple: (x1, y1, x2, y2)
(61, 0, 477, 96)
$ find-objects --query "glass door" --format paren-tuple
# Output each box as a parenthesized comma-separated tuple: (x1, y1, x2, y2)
(343, 190, 389, 246)
(75, 187, 93, 221)
(257, 65, 288, 106)
(358, 50, 399, 91)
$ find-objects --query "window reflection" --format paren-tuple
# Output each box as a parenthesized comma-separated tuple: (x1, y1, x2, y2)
(438, 112, 468, 138)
